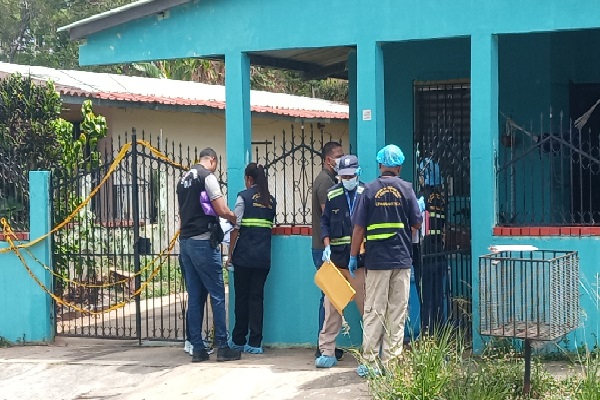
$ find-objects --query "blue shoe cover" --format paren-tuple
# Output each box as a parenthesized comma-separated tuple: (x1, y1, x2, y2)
(315, 355, 337, 368)
(357, 364, 381, 377)
(228, 339, 245, 351)
(244, 345, 264, 354)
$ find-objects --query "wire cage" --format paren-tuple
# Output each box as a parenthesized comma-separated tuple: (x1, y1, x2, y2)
(479, 250, 579, 341)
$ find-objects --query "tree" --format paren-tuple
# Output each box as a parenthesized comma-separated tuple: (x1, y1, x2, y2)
(132, 59, 348, 102)
(0, 0, 133, 68)
(0, 0, 348, 101)
(0, 73, 63, 168)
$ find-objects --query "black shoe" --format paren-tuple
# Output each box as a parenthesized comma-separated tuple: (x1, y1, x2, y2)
(335, 348, 344, 361)
(192, 348, 209, 363)
(314, 347, 322, 359)
(217, 347, 241, 362)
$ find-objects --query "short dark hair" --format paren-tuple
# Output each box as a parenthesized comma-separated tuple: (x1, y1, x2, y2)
(322, 141, 342, 159)
(199, 147, 217, 159)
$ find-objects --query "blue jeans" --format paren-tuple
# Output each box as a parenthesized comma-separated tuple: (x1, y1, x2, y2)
(312, 248, 325, 336)
(180, 238, 228, 349)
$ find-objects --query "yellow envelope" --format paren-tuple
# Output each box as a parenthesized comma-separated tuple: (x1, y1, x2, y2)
(314, 260, 356, 315)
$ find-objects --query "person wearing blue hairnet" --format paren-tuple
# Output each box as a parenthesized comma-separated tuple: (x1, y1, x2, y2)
(349, 145, 422, 376)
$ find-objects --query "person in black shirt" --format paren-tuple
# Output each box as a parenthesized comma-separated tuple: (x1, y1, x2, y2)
(177, 148, 239, 362)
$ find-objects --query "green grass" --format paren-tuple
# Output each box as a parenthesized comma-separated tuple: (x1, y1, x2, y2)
(363, 326, 600, 400)
(0, 336, 11, 348)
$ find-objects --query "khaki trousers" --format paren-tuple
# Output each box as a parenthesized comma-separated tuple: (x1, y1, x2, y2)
(318, 267, 365, 357)
(362, 268, 411, 363)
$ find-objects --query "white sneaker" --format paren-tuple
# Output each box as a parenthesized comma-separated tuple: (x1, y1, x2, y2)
(184, 340, 192, 354)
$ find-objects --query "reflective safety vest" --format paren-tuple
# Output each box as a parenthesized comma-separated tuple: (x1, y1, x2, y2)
(324, 183, 364, 268)
(363, 177, 418, 270)
(232, 187, 276, 269)
(425, 189, 446, 236)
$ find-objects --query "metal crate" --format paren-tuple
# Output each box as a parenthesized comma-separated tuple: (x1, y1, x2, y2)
(479, 250, 579, 341)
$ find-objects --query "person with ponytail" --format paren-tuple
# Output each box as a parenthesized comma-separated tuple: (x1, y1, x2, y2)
(227, 163, 276, 354)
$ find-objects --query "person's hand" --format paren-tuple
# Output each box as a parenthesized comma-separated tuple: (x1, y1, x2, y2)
(348, 255, 358, 278)
(322, 245, 331, 262)
(227, 262, 234, 272)
(417, 196, 426, 213)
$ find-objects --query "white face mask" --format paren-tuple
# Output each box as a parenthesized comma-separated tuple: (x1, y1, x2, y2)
(342, 176, 359, 191)
(330, 157, 342, 172)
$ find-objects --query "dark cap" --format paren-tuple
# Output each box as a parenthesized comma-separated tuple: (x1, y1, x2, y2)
(337, 155, 359, 176)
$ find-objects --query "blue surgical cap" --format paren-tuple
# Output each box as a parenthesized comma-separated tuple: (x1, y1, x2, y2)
(376, 144, 405, 167)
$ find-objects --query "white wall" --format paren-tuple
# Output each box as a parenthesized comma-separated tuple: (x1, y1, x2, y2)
(92, 106, 349, 164)
(62, 103, 349, 226)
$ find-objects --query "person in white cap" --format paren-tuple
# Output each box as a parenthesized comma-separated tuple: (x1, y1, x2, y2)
(316, 155, 366, 368)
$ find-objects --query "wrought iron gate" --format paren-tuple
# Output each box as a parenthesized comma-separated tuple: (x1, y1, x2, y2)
(414, 81, 472, 336)
(52, 132, 217, 342)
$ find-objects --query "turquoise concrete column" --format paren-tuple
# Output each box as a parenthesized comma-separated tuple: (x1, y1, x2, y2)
(348, 50, 357, 155)
(0, 171, 53, 342)
(356, 41, 386, 180)
(225, 51, 252, 205)
(470, 34, 499, 354)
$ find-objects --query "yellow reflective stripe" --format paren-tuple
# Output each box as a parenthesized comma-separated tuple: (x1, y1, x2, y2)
(330, 236, 351, 245)
(366, 222, 405, 231)
(429, 212, 444, 218)
(241, 223, 273, 228)
(241, 218, 273, 228)
(366, 233, 397, 241)
(427, 229, 442, 235)
(327, 188, 344, 200)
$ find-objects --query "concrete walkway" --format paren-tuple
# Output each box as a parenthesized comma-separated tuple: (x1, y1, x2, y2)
(0, 337, 370, 400)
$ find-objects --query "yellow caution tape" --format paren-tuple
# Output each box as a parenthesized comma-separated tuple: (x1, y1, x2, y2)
(2, 218, 179, 289)
(0, 138, 197, 314)
(0, 143, 132, 254)
(3, 220, 179, 315)
(137, 139, 189, 171)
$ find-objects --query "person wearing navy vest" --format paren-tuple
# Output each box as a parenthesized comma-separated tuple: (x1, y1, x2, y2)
(177, 147, 241, 363)
(227, 163, 276, 354)
(315, 155, 366, 369)
(350, 145, 423, 376)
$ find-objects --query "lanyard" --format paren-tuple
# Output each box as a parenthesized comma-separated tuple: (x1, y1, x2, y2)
(345, 189, 358, 217)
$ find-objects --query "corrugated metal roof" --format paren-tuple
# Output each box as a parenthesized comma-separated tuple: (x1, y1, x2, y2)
(0, 62, 349, 120)
(58, 0, 189, 39)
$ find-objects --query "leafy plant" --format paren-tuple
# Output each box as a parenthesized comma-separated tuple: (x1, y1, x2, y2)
(0, 74, 63, 168)
(53, 100, 107, 294)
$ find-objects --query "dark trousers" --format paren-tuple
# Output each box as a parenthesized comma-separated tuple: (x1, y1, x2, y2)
(180, 238, 228, 350)
(232, 267, 270, 348)
(413, 243, 448, 333)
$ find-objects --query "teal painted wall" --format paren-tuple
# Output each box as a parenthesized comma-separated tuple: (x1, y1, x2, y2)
(78, 1, 600, 66)
(0, 172, 54, 343)
(228, 235, 363, 348)
(72, 0, 600, 355)
(383, 38, 471, 180)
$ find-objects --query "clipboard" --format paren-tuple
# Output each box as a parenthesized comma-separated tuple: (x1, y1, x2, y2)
(314, 260, 356, 315)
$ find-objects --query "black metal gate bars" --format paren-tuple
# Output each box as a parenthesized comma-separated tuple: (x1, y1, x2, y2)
(414, 81, 472, 336)
(52, 132, 214, 341)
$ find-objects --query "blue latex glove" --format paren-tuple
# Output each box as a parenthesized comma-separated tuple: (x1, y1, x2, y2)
(322, 245, 332, 262)
(349, 255, 358, 278)
(417, 196, 426, 213)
